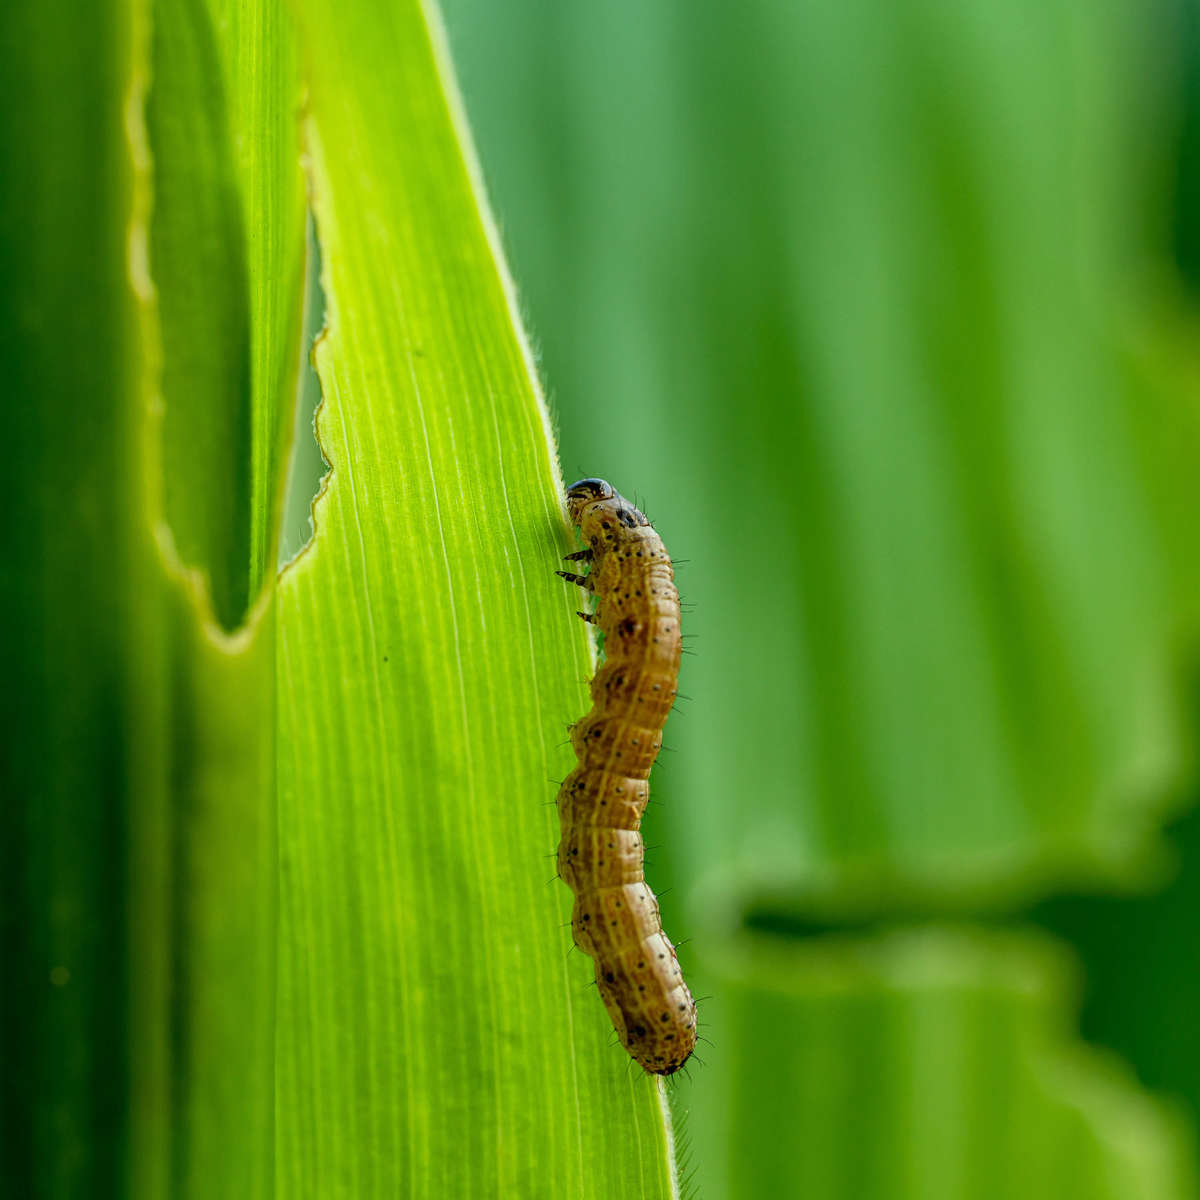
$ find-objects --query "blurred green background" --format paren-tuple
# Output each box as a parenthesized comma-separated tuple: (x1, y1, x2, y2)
(436, 0, 1200, 1194)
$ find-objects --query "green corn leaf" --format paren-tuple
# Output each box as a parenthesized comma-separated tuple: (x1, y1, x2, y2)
(274, 3, 677, 1193)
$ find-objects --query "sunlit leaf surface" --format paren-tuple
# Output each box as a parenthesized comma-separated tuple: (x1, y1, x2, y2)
(275, 2, 678, 1194)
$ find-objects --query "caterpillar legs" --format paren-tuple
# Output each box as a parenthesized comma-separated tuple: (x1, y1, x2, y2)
(557, 555, 597, 623)
(556, 571, 593, 589)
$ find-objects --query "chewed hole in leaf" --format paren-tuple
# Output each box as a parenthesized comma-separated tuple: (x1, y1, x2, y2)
(278, 208, 330, 568)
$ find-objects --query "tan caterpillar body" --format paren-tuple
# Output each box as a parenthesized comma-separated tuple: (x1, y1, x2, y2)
(555, 478, 697, 1076)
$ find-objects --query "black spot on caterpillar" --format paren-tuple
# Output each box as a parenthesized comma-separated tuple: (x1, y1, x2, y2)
(555, 478, 697, 1076)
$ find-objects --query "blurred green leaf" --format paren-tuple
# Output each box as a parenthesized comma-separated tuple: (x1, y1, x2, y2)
(1, 0, 156, 1190)
(3, 0, 298, 1194)
(150, 0, 255, 629)
(152, 0, 305, 627)
(702, 928, 1195, 1199)
(445, 0, 1200, 908)
(203, 0, 306, 592)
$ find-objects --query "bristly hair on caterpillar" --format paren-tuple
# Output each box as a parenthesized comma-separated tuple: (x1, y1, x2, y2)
(554, 477, 697, 1076)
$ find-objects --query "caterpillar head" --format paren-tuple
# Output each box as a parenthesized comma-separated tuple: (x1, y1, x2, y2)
(566, 478, 650, 532)
(566, 478, 615, 524)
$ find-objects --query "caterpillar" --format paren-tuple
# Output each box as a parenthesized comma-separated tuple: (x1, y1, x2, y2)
(555, 478, 697, 1076)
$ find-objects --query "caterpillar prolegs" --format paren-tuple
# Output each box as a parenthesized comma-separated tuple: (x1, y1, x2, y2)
(555, 478, 697, 1076)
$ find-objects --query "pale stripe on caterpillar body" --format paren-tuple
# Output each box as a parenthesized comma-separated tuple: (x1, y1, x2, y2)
(555, 478, 697, 1076)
